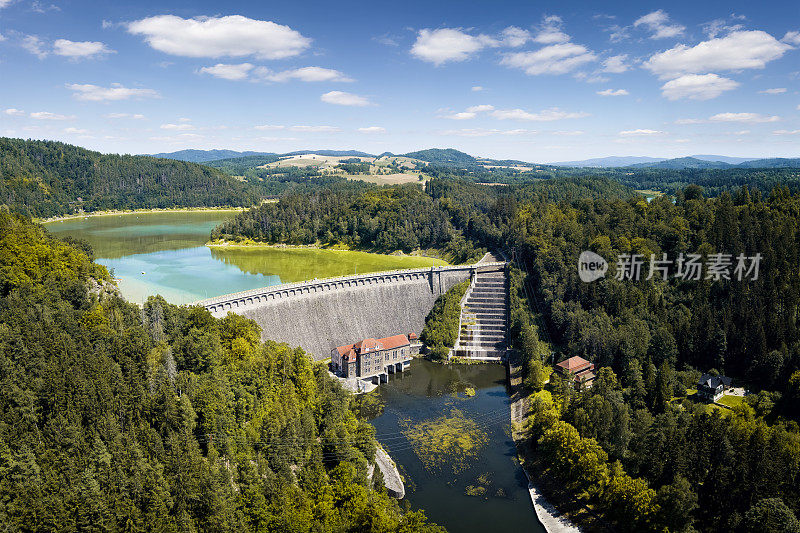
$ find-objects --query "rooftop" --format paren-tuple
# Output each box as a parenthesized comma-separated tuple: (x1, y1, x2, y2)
(556, 356, 594, 373)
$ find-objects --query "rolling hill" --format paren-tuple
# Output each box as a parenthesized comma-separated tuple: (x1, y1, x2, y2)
(150, 149, 274, 162)
(0, 138, 260, 218)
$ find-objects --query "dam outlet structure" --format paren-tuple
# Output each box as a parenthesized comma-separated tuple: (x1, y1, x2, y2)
(196, 263, 506, 361)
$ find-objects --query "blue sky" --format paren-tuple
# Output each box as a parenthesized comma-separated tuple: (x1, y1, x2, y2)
(0, 0, 798, 161)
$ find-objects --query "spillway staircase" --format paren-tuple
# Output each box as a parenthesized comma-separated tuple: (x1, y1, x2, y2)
(450, 267, 509, 360)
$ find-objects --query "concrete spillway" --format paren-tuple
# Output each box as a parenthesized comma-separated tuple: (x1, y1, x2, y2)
(196, 264, 505, 360)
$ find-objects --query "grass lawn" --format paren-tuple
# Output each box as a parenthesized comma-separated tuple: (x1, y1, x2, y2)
(716, 394, 745, 409)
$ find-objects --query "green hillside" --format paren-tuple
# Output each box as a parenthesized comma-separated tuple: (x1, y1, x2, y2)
(0, 138, 260, 217)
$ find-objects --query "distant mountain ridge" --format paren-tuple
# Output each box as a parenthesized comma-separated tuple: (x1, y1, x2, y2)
(150, 149, 274, 162)
(151, 147, 800, 170)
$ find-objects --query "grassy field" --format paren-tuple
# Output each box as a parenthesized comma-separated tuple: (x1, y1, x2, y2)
(346, 173, 426, 186)
(716, 394, 745, 409)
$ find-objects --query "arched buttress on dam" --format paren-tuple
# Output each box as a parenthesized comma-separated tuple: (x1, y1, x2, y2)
(196, 263, 505, 361)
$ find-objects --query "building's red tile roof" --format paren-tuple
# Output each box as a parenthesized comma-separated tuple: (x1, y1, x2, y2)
(380, 334, 410, 350)
(335, 334, 410, 358)
(556, 356, 593, 373)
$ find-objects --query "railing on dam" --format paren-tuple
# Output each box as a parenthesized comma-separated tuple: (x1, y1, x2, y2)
(195, 261, 507, 316)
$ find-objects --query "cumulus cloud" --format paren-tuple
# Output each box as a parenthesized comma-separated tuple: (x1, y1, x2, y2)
(358, 126, 386, 133)
(104, 113, 145, 119)
(53, 39, 114, 59)
(442, 104, 495, 120)
(320, 91, 372, 106)
(759, 87, 787, 94)
(634, 10, 685, 39)
(597, 88, 629, 96)
(782, 31, 800, 45)
(410, 28, 498, 65)
(619, 129, 665, 136)
(257, 66, 353, 83)
(773, 129, 800, 135)
(501, 43, 596, 75)
(660, 74, 739, 100)
(471, 86, 484, 91)
(491, 107, 589, 121)
(602, 54, 629, 73)
(21, 35, 48, 58)
(288, 125, 341, 132)
(199, 63, 254, 80)
(67, 83, 160, 101)
(534, 15, 570, 44)
(709, 112, 780, 123)
(3, 108, 25, 116)
(501, 26, 531, 47)
(643, 31, 791, 79)
(254, 124, 285, 131)
(63, 127, 89, 134)
(127, 15, 311, 59)
(160, 123, 195, 131)
(30, 111, 74, 120)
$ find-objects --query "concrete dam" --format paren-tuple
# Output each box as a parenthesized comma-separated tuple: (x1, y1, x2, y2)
(196, 263, 505, 360)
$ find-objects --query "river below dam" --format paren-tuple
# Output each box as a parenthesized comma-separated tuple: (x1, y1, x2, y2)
(43, 210, 544, 533)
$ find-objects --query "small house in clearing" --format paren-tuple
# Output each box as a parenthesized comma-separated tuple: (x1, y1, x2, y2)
(697, 374, 732, 402)
(556, 356, 596, 388)
(332, 334, 412, 383)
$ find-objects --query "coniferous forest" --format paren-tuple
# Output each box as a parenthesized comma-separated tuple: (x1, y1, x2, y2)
(0, 210, 444, 532)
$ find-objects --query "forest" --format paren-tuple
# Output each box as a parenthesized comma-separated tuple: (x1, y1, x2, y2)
(215, 175, 800, 531)
(0, 210, 444, 532)
(211, 182, 486, 263)
(0, 138, 263, 218)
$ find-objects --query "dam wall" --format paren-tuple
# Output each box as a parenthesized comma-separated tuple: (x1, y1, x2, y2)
(197, 264, 505, 360)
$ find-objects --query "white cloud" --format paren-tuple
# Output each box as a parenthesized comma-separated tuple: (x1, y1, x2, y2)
(634, 10, 685, 39)
(709, 112, 780, 123)
(410, 28, 497, 65)
(0, 0, 14, 8)
(320, 90, 372, 106)
(63, 127, 89, 134)
(471, 86, 484, 91)
(674, 118, 705, 125)
(702, 18, 743, 39)
(160, 123, 195, 131)
(643, 31, 791, 79)
(773, 129, 800, 135)
(288, 125, 341, 132)
(67, 83, 160, 101)
(602, 54, 629, 73)
(759, 87, 787, 94)
(199, 63, 254, 80)
(358, 126, 386, 133)
(534, 16, 570, 44)
(597, 88, 628, 96)
(444, 111, 478, 120)
(30, 111, 74, 120)
(491, 107, 589, 121)
(619, 129, 665, 136)
(782, 31, 800, 45)
(104, 113, 145, 119)
(501, 43, 596, 75)
(53, 39, 114, 59)
(501, 26, 531, 47)
(660, 73, 739, 100)
(21, 35, 48, 58)
(442, 104, 495, 120)
(254, 124, 285, 131)
(3, 108, 24, 116)
(258, 66, 353, 83)
(127, 15, 311, 59)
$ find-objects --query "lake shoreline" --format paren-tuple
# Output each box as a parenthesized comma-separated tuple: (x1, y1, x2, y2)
(38, 206, 246, 224)
(207, 240, 451, 261)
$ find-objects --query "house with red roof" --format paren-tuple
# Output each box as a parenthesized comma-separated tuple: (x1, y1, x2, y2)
(332, 334, 412, 382)
(556, 356, 596, 388)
